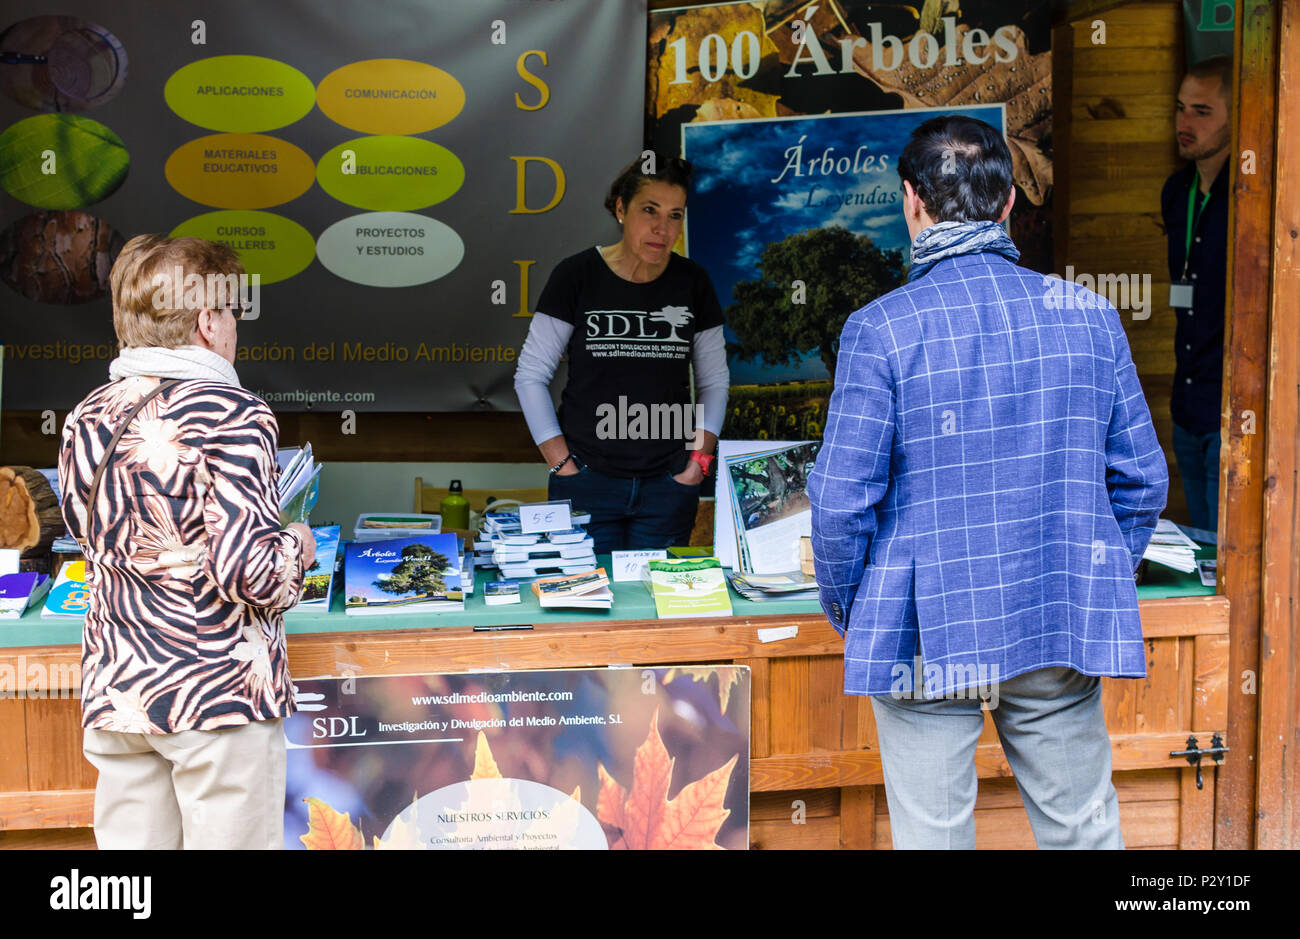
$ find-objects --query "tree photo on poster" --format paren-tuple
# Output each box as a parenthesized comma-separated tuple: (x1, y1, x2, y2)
(648, 0, 1052, 442)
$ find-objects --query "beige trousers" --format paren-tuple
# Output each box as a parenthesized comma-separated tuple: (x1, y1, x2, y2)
(82, 718, 286, 850)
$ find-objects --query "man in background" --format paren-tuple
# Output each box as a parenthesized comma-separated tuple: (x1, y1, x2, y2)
(1162, 55, 1232, 536)
(808, 115, 1168, 849)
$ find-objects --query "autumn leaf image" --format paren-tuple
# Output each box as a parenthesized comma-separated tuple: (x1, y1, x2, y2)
(300, 796, 364, 850)
(469, 730, 580, 802)
(663, 666, 743, 716)
(847, 23, 1053, 204)
(597, 709, 739, 849)
(648, 4, 781, 124)
(471, 729, 501, 779)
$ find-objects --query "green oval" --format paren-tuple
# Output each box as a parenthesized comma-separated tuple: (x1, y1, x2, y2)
(317, 136, 464, 211)
(170, 210, 315, 285)
(164, 56, 316, 132)
(0, 114, 129, 209)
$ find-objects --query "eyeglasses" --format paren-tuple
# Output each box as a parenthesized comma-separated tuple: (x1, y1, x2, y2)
(223, 304, 250, 321)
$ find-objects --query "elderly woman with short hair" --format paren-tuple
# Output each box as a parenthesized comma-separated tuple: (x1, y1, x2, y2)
(59, 234, 315, 850)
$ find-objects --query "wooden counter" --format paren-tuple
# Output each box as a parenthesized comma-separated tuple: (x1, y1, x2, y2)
(0, 583, 1230, 850)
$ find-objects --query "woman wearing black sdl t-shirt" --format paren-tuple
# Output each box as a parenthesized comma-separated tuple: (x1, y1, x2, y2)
(513, 156, 730, 555)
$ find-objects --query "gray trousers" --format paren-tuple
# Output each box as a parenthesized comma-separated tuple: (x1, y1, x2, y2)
(869, 666, 1123, 850)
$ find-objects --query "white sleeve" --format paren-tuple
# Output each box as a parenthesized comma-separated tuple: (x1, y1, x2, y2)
(514, 313, 574, 445)
(692, 325, 730, 438)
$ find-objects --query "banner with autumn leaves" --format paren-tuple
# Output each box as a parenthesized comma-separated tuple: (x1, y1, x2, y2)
(287, 665, 750, 850)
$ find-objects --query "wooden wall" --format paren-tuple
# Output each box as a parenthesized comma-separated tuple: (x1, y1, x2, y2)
(1061, 1, 1189, 522)
(745, 613, 1228, 849)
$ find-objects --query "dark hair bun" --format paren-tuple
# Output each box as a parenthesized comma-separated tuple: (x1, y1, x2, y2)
(605, 153, 694, 221)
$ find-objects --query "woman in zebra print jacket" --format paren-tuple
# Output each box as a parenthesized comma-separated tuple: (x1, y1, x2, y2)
(58, 235, 316, 850)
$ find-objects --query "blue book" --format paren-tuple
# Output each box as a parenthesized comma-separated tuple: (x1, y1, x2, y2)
(287, 525, 341, 614)
(0, 572, 51, 618)
(344, 534, 464, 615)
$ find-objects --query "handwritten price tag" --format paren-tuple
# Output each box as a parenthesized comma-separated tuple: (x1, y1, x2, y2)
(518, 500, 573, 535)
(610, 549, 668, 582)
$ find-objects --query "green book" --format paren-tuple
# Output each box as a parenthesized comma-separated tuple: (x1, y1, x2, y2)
(642, 558, 733, 619)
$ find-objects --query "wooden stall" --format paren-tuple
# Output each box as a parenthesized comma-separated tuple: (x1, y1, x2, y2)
(0, 576, 1229, 850)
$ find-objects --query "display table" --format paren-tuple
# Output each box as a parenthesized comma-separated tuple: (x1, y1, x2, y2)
(0, 556, 1228, 849)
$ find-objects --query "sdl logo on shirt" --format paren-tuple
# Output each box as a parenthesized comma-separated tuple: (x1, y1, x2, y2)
(584, 305, 693, 343)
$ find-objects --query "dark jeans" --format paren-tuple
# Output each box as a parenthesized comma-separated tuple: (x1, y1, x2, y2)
(547, 459, 700, 555)
(1171, 422, 1220, 533)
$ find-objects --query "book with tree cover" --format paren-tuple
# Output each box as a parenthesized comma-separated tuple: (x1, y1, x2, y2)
(344, 534, 463, 615)
(642, 558, 732, 619)
(286, 525, 341, 615)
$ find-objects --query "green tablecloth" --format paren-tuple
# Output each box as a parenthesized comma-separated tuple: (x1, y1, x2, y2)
(0, 550, 1215, 650)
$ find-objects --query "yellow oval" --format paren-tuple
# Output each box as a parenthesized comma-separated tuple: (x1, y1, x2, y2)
(316, 59, 464, 135)
(170, 211, 315, 285)
(165, 134, 315, 209)
(164, 56, 316, 132)
(317, 136, 464, 211)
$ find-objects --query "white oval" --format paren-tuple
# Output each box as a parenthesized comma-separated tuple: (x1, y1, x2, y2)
(383, 777, 608, 850)
(315, 211, 463, 287)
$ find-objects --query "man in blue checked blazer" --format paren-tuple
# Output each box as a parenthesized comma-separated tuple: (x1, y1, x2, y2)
(808, 115, 1168, 849)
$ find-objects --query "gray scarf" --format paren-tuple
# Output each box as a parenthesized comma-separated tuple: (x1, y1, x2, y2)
(907, 220, 1020, 283)
(108, 345, 241, 386)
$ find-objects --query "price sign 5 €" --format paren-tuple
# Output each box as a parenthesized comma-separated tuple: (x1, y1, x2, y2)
(518, 500, 573, 535)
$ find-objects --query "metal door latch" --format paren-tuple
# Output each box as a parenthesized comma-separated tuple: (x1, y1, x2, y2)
(1170, 733, 1229, 789)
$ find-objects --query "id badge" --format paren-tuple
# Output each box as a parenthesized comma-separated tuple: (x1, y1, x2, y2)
(1170, 281, 1195, 308)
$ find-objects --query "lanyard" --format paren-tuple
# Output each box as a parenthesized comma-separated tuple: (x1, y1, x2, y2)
(1182, 171, 1211, 278)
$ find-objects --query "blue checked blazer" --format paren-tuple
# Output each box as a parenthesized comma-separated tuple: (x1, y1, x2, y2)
(808, 251, 1169, 696)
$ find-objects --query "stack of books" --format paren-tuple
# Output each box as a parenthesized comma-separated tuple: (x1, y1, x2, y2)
(531, 568, 612, 610)
(475, 508, 596, 578)
(1143, 519, 1200, 573)
(459, 539, 475, 599)
(725, 570, 819, 602)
